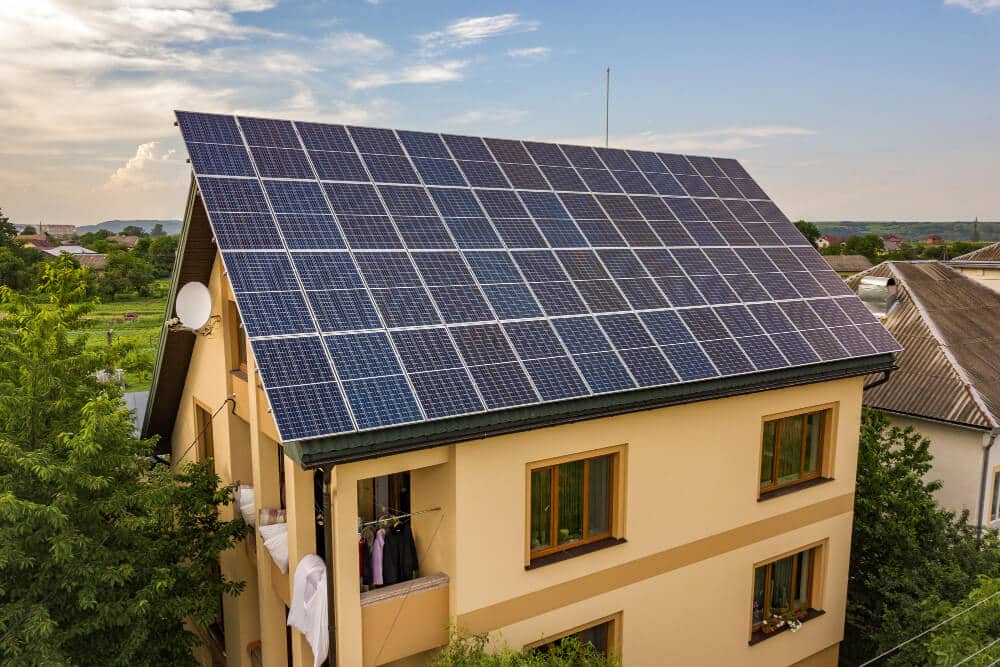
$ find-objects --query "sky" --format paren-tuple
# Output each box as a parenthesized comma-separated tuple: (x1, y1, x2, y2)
(1, 0, 999, 227)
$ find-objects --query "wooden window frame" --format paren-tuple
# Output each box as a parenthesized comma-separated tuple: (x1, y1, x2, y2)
(525, 445, 626, 565)
(227, 299, 248, 374)
(193, 400, 215, 464)
(758, 403, 837, 497)
(750, 541, 826, 637)
(524, 611, 622, 657)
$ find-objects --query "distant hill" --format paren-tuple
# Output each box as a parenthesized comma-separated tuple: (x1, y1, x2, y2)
(76, 219, 181, 235)
(814, 221, 1000, 242)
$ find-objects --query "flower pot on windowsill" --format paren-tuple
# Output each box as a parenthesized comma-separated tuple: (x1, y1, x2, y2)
(760, 609, 805, 635)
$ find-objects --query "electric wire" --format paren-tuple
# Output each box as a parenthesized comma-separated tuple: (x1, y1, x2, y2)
(953, 636, 1000, 666)
(166, 396, 236, 470)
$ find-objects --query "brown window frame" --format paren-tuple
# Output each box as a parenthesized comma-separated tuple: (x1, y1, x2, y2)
(990, 468, 1000, 523)
(227, 300, 247, 374)
(526, 447, 622, 562)
(751, 545, 823, 634)
(525, 612, 622, 658)
(759, 406, 834, 496)
(194, 402, 215, 463)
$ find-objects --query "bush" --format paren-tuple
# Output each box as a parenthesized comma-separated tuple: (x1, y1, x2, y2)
(428, 628, 621, 667)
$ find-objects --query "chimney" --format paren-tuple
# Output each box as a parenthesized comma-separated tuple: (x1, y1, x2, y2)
(857, 276, 897, 318)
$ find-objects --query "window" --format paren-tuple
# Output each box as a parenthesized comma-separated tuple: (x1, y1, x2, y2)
(990, 469, 1000, 522)
(528, 615, 619, 658)
(228, 300, 247, 373)
(530, 452, 615, 558)
(760, 408, 830, 494)
(195, 404, 215, 462)
(752, 547, 819, 632)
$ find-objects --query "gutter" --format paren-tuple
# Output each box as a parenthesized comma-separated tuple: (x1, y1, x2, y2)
(322, 466, 337, 667)
(862, 367, 896, 391)
(977, 428, 1000, 538)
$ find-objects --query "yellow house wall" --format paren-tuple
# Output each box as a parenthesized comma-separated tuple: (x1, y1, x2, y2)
(329, 375, 864, 666)
(953, 265, 1000, 291)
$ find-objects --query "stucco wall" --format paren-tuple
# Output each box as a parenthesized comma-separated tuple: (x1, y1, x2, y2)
(953, 266, 1000, 292)
(884, 414, 989, 524)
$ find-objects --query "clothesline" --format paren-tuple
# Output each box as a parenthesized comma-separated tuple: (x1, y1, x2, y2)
(360, 506, 441, 528)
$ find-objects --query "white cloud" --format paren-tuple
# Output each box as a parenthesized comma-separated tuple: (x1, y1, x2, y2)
(417, 14, 539, 53)
(102, 142, 178, 191)
(944, 0, 1000, 13)
(558, 125, 818, 154)
(349, 60, 469, 89)
(507, 46, 550, 59)
(325, 31, 391, 59)
(448, 108, 528, 126)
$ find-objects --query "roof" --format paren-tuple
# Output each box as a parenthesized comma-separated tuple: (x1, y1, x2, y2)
(75, 253, 107, 270)
(109, 235, 140, 248)
(824, 254, 873, 273)
(144, 111, 900, 465)
(848, 261, 1000, 429)
(951, 242, 1000, 263)
(43, 245, 95, 255)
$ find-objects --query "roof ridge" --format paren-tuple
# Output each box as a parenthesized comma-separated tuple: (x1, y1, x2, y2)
(888, 262, 999, 427)
(952, 241, 1000, 262)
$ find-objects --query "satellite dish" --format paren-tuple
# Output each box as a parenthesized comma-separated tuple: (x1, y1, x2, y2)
(175, 282, 213, 330)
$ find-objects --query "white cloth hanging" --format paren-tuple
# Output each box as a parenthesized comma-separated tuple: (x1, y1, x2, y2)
(260, 522, 289, 573)
(236, 484, 256, 526)
(287, 554, 329, 667)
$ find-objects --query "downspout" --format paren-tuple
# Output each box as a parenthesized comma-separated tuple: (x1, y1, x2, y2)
(323, 465, 337, 666)
(862, 368, 895, 391)
(976, 429, 1000, 540)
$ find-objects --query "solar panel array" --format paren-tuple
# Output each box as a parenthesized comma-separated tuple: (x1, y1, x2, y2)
(175, 111, 901, 442)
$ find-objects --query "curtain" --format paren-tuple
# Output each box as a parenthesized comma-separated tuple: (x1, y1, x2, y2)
(558, 460, 584, 544)
(530, 468, 551, 550)
(777, 415, 804, 484)
(588, 455, 612, 536)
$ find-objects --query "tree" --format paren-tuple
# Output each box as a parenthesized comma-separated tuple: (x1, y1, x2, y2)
(19, 225, 36, 235)
(0, 268, 248, 665)
(922, 577, 1000, 666)
(0, 209, 15, 244)
(842, 235, 885, 262)
(99, 250, 155, 300)
(121, 225, 149, 238)
(429, 629, 620, 666)
(794, 220, 822, 249)
(842, 410, 1000, 665)
(150, 223, 165, 238)
(38, 254, 96, 302)
(148, 234, 179, 278)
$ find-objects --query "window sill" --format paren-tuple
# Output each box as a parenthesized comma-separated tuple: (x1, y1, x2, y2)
(230, 369, 248, 381)
(758, 477, 833, 502)
(526, 537, 626, 570)
(748, 609, 825, 646)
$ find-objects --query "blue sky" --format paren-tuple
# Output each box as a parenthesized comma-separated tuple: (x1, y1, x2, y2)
(1, 0, 998, 226)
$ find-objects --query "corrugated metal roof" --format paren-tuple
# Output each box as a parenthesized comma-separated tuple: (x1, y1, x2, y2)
(848, 261, 1000, 429)
(952, 242, 1000, 263)
(824, 254, 874, 273)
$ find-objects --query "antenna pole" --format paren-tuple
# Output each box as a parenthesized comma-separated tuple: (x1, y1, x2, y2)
(604, 66, 610, 147)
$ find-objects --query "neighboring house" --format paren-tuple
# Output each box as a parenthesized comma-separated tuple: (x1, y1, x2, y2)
(948, 241, 1000, 291)
(881, 237, 901, 252)
(42, 245, 96, 256)
(75, 253, 107, 272)
(926, 235, 944, 245)
(848, 262, 1000, 531)
(14, 223, 76, 238)
(823, 254, 873, 277)
(144, 112, 900, 667)
(816, 237, 831, 249)
(17, 234, 52, 250)
(109, 234, 141, 249)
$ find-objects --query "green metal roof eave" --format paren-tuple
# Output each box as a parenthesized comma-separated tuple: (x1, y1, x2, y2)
(284, 353, 896, 469)
(141, 177, 198, 447)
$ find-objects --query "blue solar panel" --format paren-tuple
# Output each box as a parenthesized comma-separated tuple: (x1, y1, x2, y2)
(178, 112, 899, 441)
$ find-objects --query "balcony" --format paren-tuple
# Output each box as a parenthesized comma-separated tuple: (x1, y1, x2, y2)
(360, 572, 449, 666)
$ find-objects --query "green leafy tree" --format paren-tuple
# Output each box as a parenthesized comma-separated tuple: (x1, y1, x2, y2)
(121, 225, 148, 238)
(150, 223, 165, 238)
(99, 250, 155, 300)
(794, 220, 822, 249)
(19, 225, 36, 236)
(132, 236, 153, 260)
(0, 209, 15, 244)
(148, 234, 179, 278)
(429, 629, 620, 667)
(38, 254, 96, 302)
(79, 230, 114, 252)
(923, 577, 1000, 666)
(842, 235, 885, 262)
(843, 410, 1000, 665)
(0, 266, 247, 665)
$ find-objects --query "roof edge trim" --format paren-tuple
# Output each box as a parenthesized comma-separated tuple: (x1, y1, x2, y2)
(284, 353, 896, 468)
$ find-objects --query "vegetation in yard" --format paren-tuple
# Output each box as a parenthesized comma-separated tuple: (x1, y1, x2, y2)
(429, 629, 620, 667)
(0, 263, 247, 666)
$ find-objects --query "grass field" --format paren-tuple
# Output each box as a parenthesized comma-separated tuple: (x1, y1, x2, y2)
(70, 279, 169, 393)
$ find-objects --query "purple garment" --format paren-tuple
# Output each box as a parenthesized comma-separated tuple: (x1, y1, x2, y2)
(371, 529, 385, 586)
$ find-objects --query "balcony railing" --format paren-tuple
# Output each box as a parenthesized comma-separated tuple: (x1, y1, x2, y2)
(360, 572, 449, 666)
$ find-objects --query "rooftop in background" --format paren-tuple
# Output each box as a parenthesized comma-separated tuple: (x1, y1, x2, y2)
(950, 241, 1000, 264)
(849, 261, 1000, 429)
(109, 234, 141, 249)
(75, 254, 107, 271)
(43, 245, 96, 256)
(146, 111, 900, 454)
(823, 254, 873, 275)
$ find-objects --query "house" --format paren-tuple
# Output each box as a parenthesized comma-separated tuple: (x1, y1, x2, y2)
(42, 244, 96, 256)
(822, 254, 873, 277)
(816, 237, 831, 249)
(16, 234, 52, 250)
(14, 223, 76, 238)
(109, 234, 141, 249)
(926, 235, 944, 245)
(143, 111, 900, 667)
(75, 253, 108, 272)
(948, 242, 1000, 291)
(881, 236, 901, 252)
(848, 262, 1000, 531)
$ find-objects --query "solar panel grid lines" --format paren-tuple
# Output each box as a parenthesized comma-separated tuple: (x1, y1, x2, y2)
(177, 111, 900, 441)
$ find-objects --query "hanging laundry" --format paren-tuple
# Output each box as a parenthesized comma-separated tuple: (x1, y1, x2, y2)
(382, 521, 418, 586)
(236, 484, 256, 526)
(371, 528, 386, 586)
(260, 522, 289, 573)
(287, 554, 328, 667)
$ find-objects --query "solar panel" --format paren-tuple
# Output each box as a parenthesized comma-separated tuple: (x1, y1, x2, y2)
(176, 111, 902, 442)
